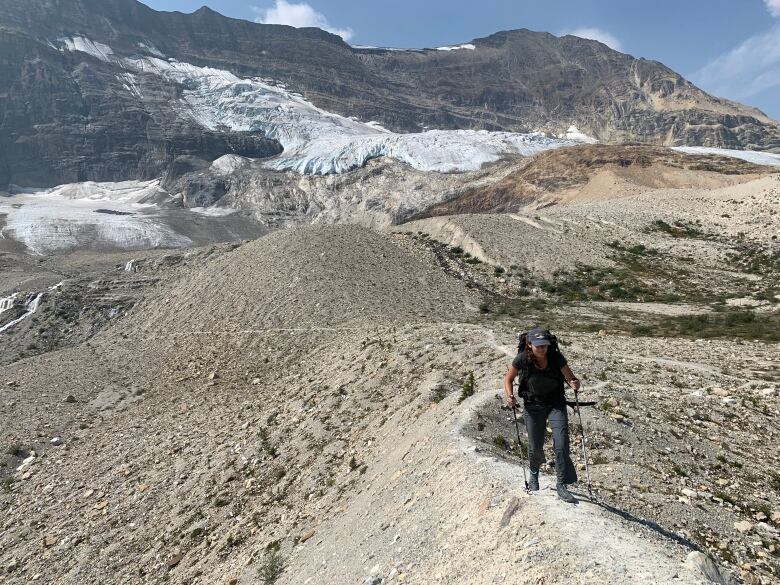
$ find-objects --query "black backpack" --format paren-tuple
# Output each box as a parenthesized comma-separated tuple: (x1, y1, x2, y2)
(515, 329, 564, 399)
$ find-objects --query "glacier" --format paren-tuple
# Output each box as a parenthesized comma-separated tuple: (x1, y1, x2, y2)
(0, 181, 191, 254)
(119, 54, 579, 175)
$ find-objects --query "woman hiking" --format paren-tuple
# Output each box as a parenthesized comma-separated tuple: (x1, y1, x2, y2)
(503, 327, 581, 503)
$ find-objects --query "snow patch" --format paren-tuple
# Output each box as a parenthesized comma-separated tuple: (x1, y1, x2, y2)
(672, 147, 780, 167)
(562, 125, 598, 144)
(138, 42, 165, 58)
(189, 206, 238, 217)
(351, 45, 422, 52)
(364, 121, 392, 133)
(436, 44, 476, 51)
(119, 55, 576, 175)
(56, 37, 114, 62)
(118, 72, 142, 99)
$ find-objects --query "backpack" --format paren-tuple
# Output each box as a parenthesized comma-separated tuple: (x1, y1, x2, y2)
(515, 329, 564, 400)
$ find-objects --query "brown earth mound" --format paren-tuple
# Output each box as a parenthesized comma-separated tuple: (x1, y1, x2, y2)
(408, 145, 777, 220)
(127, 225, 478, 337)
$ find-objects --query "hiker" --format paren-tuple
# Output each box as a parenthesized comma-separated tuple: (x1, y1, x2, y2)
(503, 327, 581, 503)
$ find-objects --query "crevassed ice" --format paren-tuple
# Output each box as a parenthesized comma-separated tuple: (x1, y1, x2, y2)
(120, 55, 578, 174)
(672, 147, 780, 167)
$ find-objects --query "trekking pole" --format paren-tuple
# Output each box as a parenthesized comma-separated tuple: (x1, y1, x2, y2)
(510, 381, 530, 493)
(573, 386, 593, 498)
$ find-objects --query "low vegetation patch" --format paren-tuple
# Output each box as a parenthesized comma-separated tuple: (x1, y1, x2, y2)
(492, 435, 509, 450)
(658, 310, 779, 342)
(458, 371, 476, 403)
(538, 265, 667, 303)
(606, 241, 659, 256)
(649, 218, 707, 239)
(260, 548, 285, 584)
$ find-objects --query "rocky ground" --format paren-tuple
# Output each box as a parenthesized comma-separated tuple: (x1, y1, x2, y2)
(1, 170, 779, 584)
(408, 145, 776, 219)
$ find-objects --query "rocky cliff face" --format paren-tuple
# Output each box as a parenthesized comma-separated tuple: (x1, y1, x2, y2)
(0, 8, 283, 188)
(1, 0, 778, 188)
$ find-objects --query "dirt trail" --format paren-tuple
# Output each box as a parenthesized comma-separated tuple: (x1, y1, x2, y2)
(278, 330, 729, 585)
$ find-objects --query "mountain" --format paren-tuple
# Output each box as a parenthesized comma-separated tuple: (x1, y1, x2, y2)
(1, 0, 779, 190)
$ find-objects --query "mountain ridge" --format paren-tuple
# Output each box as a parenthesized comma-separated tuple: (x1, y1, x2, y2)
(1, 0, 779, 190)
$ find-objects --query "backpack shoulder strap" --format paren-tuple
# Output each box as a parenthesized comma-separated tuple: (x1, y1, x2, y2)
(515, 350, 530, 394)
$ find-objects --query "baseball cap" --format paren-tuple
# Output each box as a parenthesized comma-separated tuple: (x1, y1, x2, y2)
(528, 327, 551, 346)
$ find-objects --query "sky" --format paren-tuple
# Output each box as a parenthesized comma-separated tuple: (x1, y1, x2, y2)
(142, 0, 780, 121)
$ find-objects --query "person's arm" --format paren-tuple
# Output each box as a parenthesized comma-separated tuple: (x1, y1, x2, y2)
(561, 365, 580, 391)
(504, 365, 519, 408)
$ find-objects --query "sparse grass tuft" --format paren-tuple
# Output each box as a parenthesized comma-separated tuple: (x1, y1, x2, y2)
(770, 471, 780, 492)
(260, 549, 285, 584)
(458, 372, 475, 403)
(492, 435, 509, 450)
(431, 386, 448, 403)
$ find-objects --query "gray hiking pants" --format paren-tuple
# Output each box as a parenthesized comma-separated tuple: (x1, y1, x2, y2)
(524, 402, 578, 485)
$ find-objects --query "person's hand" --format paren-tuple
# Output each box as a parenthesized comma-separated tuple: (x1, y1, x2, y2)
(506, 394, 517, 409)
(569, 378, 581, 392)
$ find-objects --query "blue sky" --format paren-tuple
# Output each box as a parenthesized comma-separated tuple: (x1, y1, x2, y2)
(143, 0, 780, 121)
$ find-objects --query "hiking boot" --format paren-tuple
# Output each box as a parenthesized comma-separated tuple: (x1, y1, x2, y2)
(527, 469, 539, 491)
(557, 483, 577, 504)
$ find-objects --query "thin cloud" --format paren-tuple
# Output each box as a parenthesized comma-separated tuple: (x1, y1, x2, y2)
(253, 0, 354, 41)
(765, 0, 780, 17)
(562, 27, 623, 52)
(692, 22, 780, 101)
